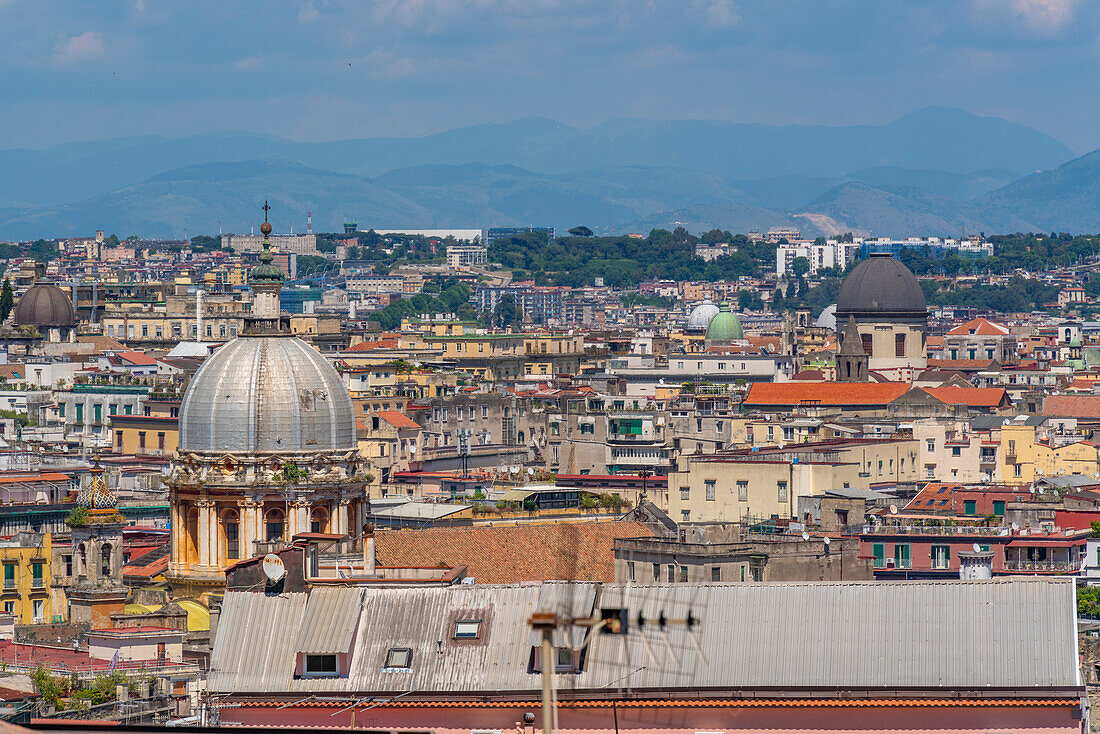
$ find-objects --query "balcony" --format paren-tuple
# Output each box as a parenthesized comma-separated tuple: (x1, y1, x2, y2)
(863, 524, 1002, 537)
(1003, 559, 1081, 573)
(31, 578, 45, 590)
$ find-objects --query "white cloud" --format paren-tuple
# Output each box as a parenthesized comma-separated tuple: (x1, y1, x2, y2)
(699, 0, 740, 28)
(356, 48, 419, 79)
(298, 2, 321, 23)
(1011, 0, 1080, 30)
(53, 31, 106, 65)
(234, 56, 264, 71)
(973, 0, 1080, 33)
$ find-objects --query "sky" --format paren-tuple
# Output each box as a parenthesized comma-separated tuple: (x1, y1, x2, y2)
(1, 0, 1099, 152)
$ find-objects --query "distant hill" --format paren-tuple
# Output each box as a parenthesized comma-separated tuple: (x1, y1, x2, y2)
(0, 107, 1095, 240)
(974, 150, 1100, 233)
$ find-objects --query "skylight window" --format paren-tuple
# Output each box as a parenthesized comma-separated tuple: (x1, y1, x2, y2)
(453, 619, 482, 640)
(384, 647, 412, 669)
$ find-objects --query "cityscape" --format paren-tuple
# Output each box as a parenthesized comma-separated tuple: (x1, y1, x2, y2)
(2, 2, 1100, 734)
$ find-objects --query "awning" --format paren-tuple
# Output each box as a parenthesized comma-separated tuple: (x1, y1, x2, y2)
(1006, 539, 1085, 548)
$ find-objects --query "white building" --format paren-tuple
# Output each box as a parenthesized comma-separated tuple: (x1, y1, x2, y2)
(776, 241, 860, 276)
(446, 245, 488, 268)
(222, 233, 319, 256)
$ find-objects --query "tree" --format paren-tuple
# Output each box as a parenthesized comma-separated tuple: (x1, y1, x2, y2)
(103, 234, 120, 248)
(494, 295, 520, 328)
(0, 279, 13, 322)
(790, 256, 811, 278)
(567, 225, 594, 237)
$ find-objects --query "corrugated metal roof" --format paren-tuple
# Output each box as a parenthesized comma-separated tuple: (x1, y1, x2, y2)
(296, 587, 365, 654)
(209, 578, 1078, 696)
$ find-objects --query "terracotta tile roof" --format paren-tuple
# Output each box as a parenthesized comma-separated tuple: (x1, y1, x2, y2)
(744, 382, 909, 407)
(1044, 395, 1100, 418)
(76, 334, 126, 353)
(377, 410, 420, 430)
(373, 521, 654, 583)
(117, 351, 157, 366)
(791, 369, 824, 381)
(920, 386, 1009, 408)
(945, 317, 1010, 336)
(347, 338, 399, 352)
(925, 336, 944, 347)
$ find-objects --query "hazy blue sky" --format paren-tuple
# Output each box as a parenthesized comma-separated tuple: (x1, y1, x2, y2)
(1, 0, 1098, 151)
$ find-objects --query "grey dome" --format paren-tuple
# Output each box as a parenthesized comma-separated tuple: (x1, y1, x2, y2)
(686, 300, 719, 332)
(815, 304, 837, 331)
(179, 336, 356, 454)
(836, 254, 926, 319)
(14, 282, 76, 327)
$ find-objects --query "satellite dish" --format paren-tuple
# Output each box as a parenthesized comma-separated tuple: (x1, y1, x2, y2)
(262, 554, 286, 583)
(527, 468, 534, 476)
(822, 536, 831, 546)
(408, 444, 416, 454)
(511, 466, 520, 474)
(801, 531, 810, 541)
(1038, 487, 1045, 494)
(889, 504, 898, 515)
(972, 542, 981, 553)
(1011, 522, 1019, 531)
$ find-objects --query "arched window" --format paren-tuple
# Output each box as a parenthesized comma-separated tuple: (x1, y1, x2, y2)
(77, 543, 87, 577)
(265, 509, 285, 543)
(222, 510, 240, 562)
(101, 543, 111, 577)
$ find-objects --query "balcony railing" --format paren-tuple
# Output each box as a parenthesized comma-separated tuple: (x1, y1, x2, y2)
(863, 524, 1001, 536)
(31, 578, 45, 589)
(1003, 559, 1082, 573)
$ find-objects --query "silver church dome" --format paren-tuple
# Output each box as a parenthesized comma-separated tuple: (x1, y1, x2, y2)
(179, 336, 356, 454)
(686, 299, 720, 332)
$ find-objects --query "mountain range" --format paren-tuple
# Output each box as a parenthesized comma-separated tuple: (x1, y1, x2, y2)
(0, 107, 1097, 240)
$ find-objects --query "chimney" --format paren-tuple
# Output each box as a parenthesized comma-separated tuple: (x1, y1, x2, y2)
(958, 550, 993, 580)
(363, 523, 376, 576)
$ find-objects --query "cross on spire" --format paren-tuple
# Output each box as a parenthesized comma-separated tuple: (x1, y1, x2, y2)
(262, 200, 270, 222)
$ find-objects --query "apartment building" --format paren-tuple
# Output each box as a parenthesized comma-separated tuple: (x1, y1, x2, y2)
(666, 438, 920, 524)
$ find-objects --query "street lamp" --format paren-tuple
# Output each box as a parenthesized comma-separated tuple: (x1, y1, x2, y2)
(638, 468, 651, 505)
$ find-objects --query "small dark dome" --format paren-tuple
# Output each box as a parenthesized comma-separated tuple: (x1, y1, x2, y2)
(836, 254, 926, 319)
(13, 281, 76, 327)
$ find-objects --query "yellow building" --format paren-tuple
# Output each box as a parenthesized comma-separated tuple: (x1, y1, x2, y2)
(112, 415, 179, 456)
(0, 534, 52, 624)
(1000, 424, 1100, 484)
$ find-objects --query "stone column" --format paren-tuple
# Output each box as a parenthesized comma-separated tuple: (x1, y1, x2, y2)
(197, 499, 214, 567)
(336, 499, 349, 536)
(293, 499, 311, 536)
(238, 499, 258, 561)
(169, 500, 181, 572)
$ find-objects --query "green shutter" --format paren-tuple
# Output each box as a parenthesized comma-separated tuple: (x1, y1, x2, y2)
(872, 544, 885, 568)
(993, 501, 1005, 515)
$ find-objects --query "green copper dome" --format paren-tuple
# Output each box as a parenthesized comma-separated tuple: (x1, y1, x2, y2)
(250, 241, 284, 284)
(705, 301, 744, 342)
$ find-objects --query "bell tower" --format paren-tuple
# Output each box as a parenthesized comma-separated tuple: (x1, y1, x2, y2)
(836, 315, 868, 383)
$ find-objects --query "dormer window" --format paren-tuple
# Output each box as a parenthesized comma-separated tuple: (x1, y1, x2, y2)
(303, 654, 338, 677)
